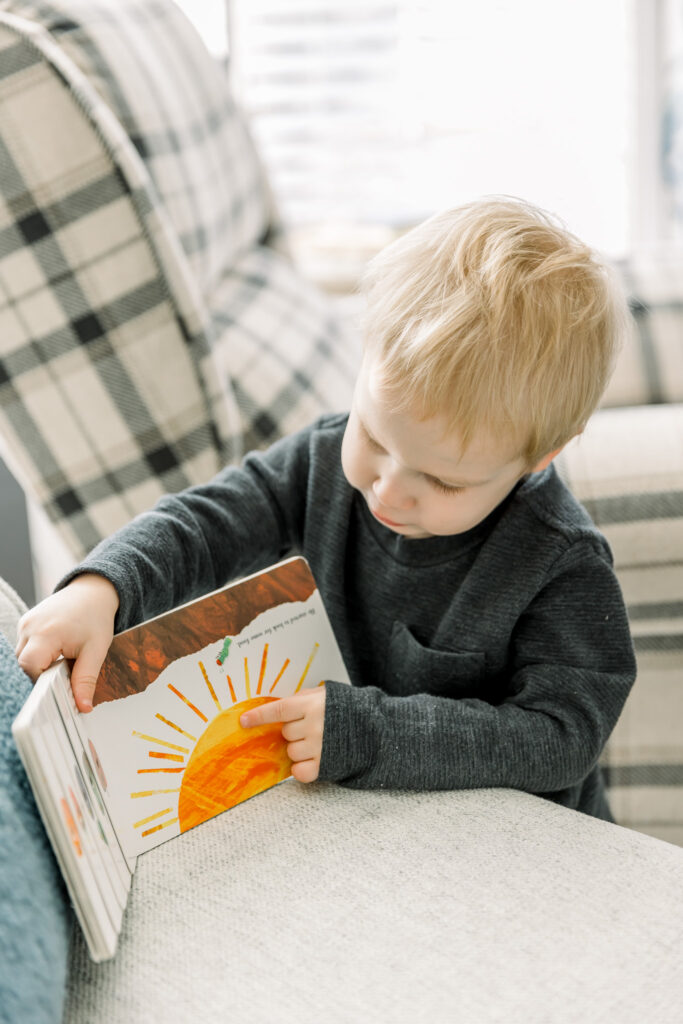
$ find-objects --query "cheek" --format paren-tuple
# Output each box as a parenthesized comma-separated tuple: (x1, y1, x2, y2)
(341, 430, 366, 490)
(437, 485, 509, 532)
(423, 489, 491, 534)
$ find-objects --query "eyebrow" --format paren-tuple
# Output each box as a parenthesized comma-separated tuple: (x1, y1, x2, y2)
(358, 415, 491, 488)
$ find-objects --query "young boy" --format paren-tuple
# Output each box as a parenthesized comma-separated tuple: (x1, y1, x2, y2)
(15, 197, 636, 820)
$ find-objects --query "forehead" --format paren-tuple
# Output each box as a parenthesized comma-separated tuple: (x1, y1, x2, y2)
(356, 361, 523, 479)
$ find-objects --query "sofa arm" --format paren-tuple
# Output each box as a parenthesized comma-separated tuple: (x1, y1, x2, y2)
(63, 784, 683, 1022)
(557, 404, 683, 845)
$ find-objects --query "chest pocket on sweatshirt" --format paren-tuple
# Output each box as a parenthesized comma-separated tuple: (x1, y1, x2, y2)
(384, 621, 485, 699)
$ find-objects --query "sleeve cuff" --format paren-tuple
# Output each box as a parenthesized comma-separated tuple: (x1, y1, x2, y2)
(318, 680, 377, 783)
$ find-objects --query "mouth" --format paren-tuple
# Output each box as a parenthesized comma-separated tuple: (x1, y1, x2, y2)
(370, 506, 406, 529)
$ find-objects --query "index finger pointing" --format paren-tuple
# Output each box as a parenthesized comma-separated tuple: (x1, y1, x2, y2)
(240, 698, 304, 729)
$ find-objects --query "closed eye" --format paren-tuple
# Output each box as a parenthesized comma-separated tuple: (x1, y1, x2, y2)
(425, 475, 465, 495)
(360, 418, 465, 493)
(359, 420, 386, 454)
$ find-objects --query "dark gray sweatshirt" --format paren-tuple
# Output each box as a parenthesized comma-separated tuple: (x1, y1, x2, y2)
(63, 413, 636, 819)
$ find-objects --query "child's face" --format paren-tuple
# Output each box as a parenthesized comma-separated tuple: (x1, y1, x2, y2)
(341, 360, 532, 539)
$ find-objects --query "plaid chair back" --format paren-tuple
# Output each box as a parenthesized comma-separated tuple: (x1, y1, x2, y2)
(4, 0, 272, 295)
(0, 0, 358, 559)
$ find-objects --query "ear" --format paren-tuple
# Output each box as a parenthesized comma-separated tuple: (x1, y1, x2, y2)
(529, 446, 565, 474)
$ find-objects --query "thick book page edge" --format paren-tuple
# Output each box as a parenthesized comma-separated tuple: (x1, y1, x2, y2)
(12, 674, 119, 962)
(39, 703, 125, 935)
(51, 673, 133, 894)
(51, 661, 136, 880)
(45, 687, 129, 916)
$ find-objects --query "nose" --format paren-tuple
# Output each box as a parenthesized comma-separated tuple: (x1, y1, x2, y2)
(372, 464, 415, 510)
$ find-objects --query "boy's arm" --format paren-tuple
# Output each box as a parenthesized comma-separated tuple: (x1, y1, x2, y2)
(56, 429, 312, 633)
(316, 545, 636, 796)
(16, 425, 315, 706)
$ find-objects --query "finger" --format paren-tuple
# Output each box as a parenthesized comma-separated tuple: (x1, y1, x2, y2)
(16, 635, 61, 682)
(70, 639, 110, 713)
(240, 697, 304, 729)
(291, 759, 319, 784)
(286, 738, 317, 762)
(281, 719, 307, 742)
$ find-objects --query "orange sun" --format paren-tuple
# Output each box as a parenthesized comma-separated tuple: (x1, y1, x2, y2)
(130, 639, 321, 844)
(177, 696, 290, 831)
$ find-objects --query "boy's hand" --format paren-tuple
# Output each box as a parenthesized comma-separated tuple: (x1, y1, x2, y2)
(240, 687, 326, 784)
(15, 574, 120, 713)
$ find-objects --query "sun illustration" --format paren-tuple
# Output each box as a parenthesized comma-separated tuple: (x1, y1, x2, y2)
(129, 640, 321, 840)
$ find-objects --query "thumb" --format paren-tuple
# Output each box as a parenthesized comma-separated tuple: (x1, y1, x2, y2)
(70, 639, 109, 713)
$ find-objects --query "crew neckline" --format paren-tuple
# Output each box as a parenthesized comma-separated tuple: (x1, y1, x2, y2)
(356, 478, 527, 566)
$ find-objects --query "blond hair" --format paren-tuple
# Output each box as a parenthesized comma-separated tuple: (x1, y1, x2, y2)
(361, 197, 631, 465)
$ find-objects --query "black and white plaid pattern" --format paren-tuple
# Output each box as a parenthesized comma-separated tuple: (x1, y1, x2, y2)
(0, 0, 357, 558)
(558, 405, 683, 845)
(3, 0, 272, 294)
(209, 245, 360, 452)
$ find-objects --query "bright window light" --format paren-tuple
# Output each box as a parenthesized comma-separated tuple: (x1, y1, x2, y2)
(188, 2, 634, 259)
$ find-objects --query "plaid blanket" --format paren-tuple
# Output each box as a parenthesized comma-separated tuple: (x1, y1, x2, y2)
(0, 0, 357, 558)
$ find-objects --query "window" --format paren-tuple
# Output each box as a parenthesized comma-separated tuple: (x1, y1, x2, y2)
(176, 2, 638, 284)
(227, 1, 633, 260)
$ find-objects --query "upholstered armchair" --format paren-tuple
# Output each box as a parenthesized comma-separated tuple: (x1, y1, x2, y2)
(0, 0, 358, 577)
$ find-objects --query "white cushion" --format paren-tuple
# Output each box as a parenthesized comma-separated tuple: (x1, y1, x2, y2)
(64, 783, 683, 1023)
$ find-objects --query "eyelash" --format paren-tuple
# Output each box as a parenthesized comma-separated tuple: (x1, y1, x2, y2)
(361, 423, 464, 495)
(425, 477, 464, 496)
(365, 434, 385, 454)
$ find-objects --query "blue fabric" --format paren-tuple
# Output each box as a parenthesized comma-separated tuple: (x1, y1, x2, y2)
(0, 633, 71, 1024)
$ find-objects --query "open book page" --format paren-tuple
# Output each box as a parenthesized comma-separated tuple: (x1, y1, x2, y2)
(70, 557, 350, 859)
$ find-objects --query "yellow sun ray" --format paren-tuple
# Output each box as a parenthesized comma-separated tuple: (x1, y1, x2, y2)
(168, 683, 208, 722)
(226, 674, 237, 703)
(142, 817, 179, 838)
(134, 807, 173, 829)
(155, 713, 197, 742)
(199, 660, 222, 711)
(256, 643, 269, 695)
(131, 787, 181, 798)
(132, 731, 189, 753)
(294, 643, 320, 692)
(244, 657, 251, 699)
(149, 751, 185, 762)
(137, 767, 185, 774)
(269, 658, 290, 694)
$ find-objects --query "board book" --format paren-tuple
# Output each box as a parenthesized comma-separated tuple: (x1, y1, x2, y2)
(12, 556, 350, 962)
